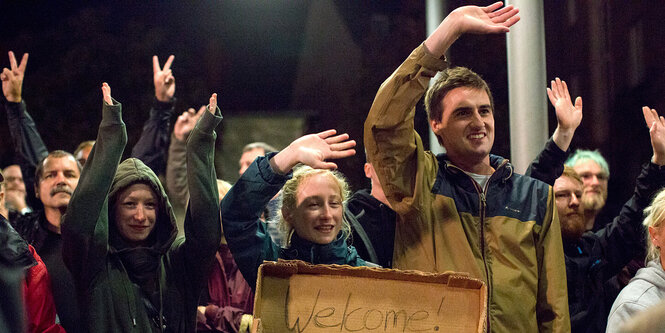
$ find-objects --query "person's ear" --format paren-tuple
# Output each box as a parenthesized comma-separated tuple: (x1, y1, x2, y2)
(363, 163, 372, 179)
(430, 119, 442, 133)
(649, 226, 660, 247)
(282, 207, 292, 225)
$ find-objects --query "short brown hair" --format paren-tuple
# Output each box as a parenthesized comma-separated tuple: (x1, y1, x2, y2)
(424, 66, 494, 146)
(560, 166, 582, 185)
(35, 150, 81, 184)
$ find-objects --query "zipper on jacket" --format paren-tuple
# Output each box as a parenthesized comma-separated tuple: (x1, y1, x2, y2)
(475, 181, 491, 332)
(448, 163, 498, 332)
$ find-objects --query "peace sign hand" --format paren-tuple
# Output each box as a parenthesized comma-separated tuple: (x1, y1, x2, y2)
(1, 51, 29, 103)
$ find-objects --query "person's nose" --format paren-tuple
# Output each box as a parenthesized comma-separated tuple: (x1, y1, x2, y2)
(54, 172, 67, 184)
(589, 175, 600, 186)
(135, 205, 147, 222)
(570, 193, 580, 208)
(470, 110, 484, 128)
(321, 204, 333, 219)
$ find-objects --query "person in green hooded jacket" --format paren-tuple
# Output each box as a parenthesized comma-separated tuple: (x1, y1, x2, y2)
(61, 82, 222, 332)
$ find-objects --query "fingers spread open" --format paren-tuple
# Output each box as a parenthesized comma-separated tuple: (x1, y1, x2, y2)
(491, 7, 519, 25)
(324, 133, 350, 144)
(314, 129, 337, 140)
(546, 87, 556, 105)
(329, 140, 356, 152)
(329, 148, 356, 160)
(484, 2, 504, 13)
(488, 4, 512, 18)
(314, 161, 339, 170)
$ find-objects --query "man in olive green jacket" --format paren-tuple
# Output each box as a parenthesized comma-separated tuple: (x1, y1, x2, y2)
(364, 3, 569, 332)
(62, 83, 222, 332)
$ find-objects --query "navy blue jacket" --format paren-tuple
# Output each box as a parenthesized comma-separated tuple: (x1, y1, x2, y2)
(221, 154, 369, 291)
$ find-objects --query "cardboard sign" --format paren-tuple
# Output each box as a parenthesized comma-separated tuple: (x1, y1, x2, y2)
(253, 260, 487, 333)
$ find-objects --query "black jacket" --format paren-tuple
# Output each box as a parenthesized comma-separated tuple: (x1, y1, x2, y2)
(346, 189, 396, 267)
(528, 139, 665, 332)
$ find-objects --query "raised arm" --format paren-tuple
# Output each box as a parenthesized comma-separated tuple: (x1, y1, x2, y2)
(527, 78, 583, 185)
(1, 51, 48, 210)
(165, 106, 205, 211)
(424, 2, 520, 56)
(222, 130, 355, 289)
(61, 83, 127, 283)
(180, 93, 223, 290)
(365, 2, 519, 212)
(131, 55, 176, 174)
(595, 107, 665, 271)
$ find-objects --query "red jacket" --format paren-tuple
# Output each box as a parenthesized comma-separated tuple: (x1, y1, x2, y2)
(24, 245, 66, 333)
(198, 244, 254, 332)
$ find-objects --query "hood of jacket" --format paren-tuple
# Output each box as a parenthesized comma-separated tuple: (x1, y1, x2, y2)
(631, 259, 665, 290)
(108, 158, 177, 254)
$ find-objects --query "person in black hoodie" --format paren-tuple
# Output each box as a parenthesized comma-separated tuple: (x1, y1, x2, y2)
(62, 83, 222, 332)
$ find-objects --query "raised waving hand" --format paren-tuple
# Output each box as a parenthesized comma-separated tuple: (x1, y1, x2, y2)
(425, 2, 520, 56)
(548, 77, 583, 152)
(643, 106, 665, 165)
(270, 130, 356, 174)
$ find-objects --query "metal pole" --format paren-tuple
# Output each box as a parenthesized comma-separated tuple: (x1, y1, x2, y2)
(426, 0, 447, 155)
(506, 0, 548, 173)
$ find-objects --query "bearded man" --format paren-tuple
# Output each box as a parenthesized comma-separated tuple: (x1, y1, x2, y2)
(553, 110, 665, 333)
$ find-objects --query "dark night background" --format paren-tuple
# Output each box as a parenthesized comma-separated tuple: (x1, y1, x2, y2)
(1, 0, 664, 218)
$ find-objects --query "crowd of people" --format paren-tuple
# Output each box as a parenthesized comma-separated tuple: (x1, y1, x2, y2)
(2, 2, 665, 333)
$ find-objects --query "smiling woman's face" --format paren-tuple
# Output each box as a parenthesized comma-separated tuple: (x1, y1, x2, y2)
(284, 173, 343, 245)
(114, 183, 158, 246)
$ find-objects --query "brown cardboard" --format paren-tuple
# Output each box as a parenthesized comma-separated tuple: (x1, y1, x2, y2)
(252, 260, 487, 333)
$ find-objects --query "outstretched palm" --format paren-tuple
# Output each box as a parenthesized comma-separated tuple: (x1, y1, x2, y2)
(453, 2, 520, 35)
(293, 130, 356, 170)
(547, 78, 582, 132)
(643, 106, 665, 163)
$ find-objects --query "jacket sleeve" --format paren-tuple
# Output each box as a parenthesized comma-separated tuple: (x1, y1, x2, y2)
(61, 100, 127, 284)
(4, 100, 49, 210)
(363, 43, 447, 216)
(200, 304, 245, 333)
(536, 187, 571, 332)
(221, 154, 287, 290)
(525, 137, 569, 186)
(24, 245, 67, 333)
(165, 133, 189, 212)
(130, 98, 174, 175)
(181, 108, 223, 289)
(594, 162, 665, 275)
(606, 301, 650, 333)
